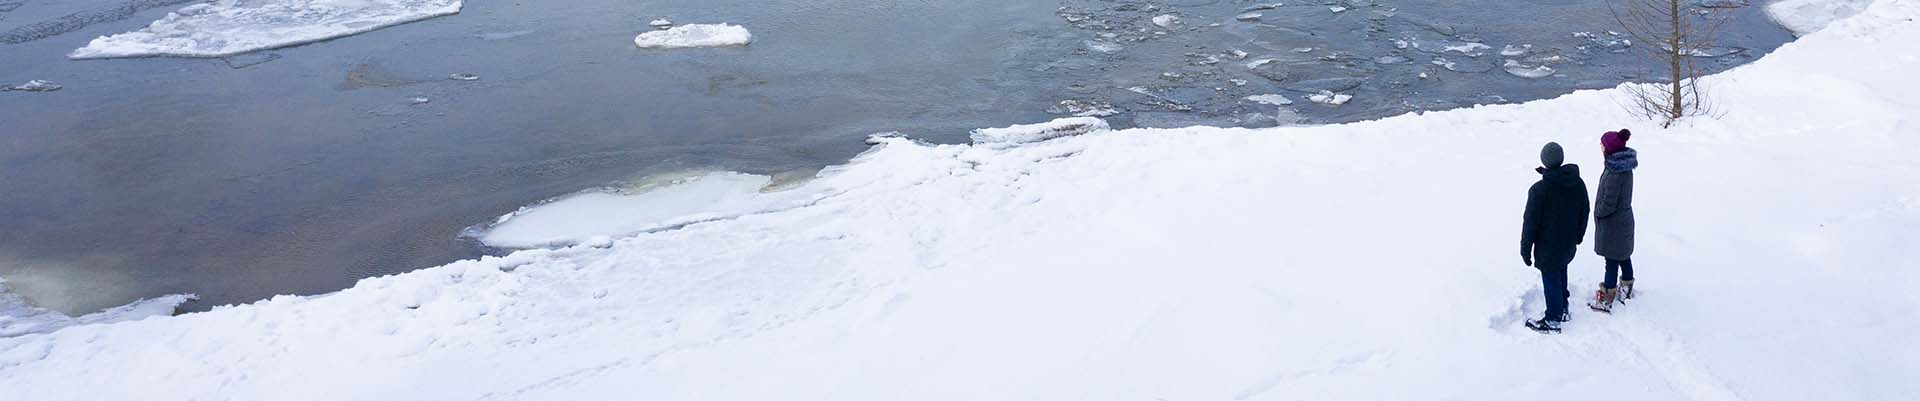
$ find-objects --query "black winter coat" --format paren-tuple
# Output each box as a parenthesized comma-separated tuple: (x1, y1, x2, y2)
(1594, 149, 1638, 259)
(1523, 164, 1590, 269)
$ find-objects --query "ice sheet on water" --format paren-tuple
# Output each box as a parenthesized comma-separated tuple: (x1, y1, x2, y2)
(633, 23, 751, 49)
(69, 0, 463, 59)
(475, 172, 826, 249)
(1766, 0, 1870, 36)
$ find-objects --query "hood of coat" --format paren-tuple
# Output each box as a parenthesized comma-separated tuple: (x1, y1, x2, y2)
(1606, 148, 1639, 172)
(1536, 163, 1584, 187)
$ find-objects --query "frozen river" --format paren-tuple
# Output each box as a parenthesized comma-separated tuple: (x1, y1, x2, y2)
(0, 0, 1793, 315)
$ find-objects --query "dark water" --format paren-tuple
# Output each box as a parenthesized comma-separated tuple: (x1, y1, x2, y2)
(0, 0, 1791, 314)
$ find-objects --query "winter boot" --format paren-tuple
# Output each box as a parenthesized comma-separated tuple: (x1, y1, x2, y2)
(1588, 287, 1617, 313)
(1525, 317, 1561, 333)
(1620, 279, 1635, 301)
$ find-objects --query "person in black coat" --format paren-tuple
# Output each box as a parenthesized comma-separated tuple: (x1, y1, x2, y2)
(1522, 142, 1590, 330)
(1591, 130, 1638, 311)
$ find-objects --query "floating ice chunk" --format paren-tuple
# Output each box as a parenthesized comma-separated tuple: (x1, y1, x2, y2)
(1085, 40, 1123, 53)
(1502, 60, 1555, 79)
(3, 80, 61, 92)
(1293, 47, 1315, 53)
(1501, 44, 1533, 57)
(476, 172, 824, 249)
(970, 117, 1110, 146)
(407, 96, 431, 105)
(1442, 42, 1492, 57)
(69, 0, 464, 59)
(1375, 55, 1411, 64)
(1307, 91, 1351, 106)
(1245, 94, 1294, 106)
(1152, 14, 1180, 29)
(1237, 13, 1263, 21)
(1765, 0, 1870, 36)
(633, 23, 752, 49)
(649, 19, 673, 29)
(447, 73, 480, 81)
(1330, 6, 1348, 13)
(1047, 100, 1120, 117)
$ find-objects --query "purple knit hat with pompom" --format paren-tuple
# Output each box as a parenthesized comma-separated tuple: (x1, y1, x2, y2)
(1602, 129, 1632, 154)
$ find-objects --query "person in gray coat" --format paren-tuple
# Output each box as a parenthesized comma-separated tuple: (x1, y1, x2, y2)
(1590, 129, 1637, 312)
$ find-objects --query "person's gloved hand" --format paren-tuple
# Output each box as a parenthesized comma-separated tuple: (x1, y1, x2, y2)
(1522, 251, 1533, 267)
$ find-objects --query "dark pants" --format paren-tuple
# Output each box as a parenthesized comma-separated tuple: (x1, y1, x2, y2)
(1538, 265, 1570, 320)
(1603, 258, 1635, 289)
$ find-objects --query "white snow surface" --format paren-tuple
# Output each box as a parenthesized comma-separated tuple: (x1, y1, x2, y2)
(1767, 0, 1875, 36)
(633, 23, 752, 49)
(68, 0, 463, 59)
(6, 1, 1920, 400)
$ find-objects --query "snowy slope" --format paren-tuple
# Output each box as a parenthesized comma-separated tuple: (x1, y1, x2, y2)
(4, 1, 1919, 400)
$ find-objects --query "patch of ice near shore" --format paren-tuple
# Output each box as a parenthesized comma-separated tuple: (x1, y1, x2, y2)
(633, 23, 751, 49)
(1, 278, 194, 338)
(476, 172, 825, 249)
(969, 117, 1111, 145)
(68, 0, 463, 59)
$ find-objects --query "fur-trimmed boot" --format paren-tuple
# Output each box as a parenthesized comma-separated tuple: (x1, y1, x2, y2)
(1588, 286, 1617, 313)
(1620, 279, 1635, 301)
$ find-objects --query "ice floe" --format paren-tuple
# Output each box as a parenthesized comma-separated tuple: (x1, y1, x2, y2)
(633, 23, 752, 49)
(3, 80, 61, 92)
(1245, 94, 1294, 106)
(69, 0, 464, 59)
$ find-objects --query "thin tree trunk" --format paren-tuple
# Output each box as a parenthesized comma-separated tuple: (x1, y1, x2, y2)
(1668, 0, 1684, 124)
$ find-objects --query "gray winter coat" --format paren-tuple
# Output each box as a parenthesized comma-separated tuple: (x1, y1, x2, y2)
(1594, 148, 1638, 259)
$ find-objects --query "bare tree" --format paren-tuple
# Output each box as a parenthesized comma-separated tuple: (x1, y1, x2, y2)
(1610, 0, 1729, 127)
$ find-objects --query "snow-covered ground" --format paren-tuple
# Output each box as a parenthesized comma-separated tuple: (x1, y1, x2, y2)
(632, 23, 752, 49)
(4, 1, 1918, 400)
(68, 0, 463, 59)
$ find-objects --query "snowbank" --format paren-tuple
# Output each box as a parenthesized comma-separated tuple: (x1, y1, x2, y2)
(1767, 0, 1875, 36)
(68, 0, 463, 59)
(4, 1, 1918, 400)
(968, 116, 1110, 145)
(632, 23, 752, 49)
